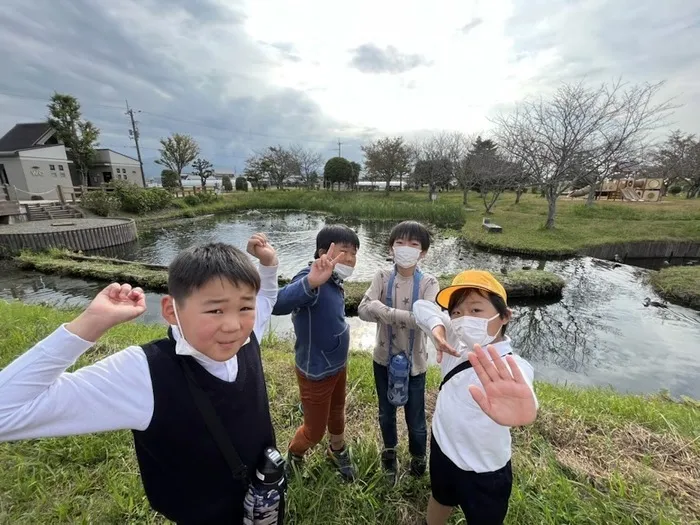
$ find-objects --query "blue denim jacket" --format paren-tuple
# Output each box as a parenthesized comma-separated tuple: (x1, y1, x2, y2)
(272, 266, 349, 380)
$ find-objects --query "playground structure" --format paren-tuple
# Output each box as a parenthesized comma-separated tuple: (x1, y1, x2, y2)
(568, 178, 664, 202)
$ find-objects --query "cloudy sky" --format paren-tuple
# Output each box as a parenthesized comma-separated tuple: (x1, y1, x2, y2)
(1, 0, 698, 178)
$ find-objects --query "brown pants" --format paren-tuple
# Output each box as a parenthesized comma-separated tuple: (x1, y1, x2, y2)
(288, 367, 347, 456)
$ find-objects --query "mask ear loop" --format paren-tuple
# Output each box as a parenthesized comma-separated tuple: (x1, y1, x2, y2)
(172, 300, 186, 340)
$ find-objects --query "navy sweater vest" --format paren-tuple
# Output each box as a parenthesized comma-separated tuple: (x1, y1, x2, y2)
(132, 329, 276, 524)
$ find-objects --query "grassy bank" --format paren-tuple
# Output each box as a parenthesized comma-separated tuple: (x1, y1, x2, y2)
(1, 301, 699, 524)
(128, 190, 468, 230)
(650, 266, 700, 310)
(462, 194, 700, 257)
(14, 251, 566, 313)
(123, 190, 700, 256)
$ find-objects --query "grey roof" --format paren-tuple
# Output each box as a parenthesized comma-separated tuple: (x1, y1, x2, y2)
(0, 123, 53, 151)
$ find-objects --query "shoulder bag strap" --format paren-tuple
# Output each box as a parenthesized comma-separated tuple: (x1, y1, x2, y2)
(178, 357, 249, 482)
(385, 269, 396, 366)
(439, 352, 513, 391)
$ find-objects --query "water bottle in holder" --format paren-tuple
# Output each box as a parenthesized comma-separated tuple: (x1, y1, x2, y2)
(242, 447, 286, 525)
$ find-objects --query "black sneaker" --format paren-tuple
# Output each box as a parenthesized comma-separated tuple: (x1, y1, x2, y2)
(286, 451, 304, 479)
(381, 449, 398, 487)
(410, 455, 426, 477)
(327, 445, 357, 482)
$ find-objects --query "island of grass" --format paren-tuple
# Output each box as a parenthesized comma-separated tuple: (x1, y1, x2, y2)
(1, 301, 698, 524)
(650, 266, 700, 310)
(14, 250, 566, 315)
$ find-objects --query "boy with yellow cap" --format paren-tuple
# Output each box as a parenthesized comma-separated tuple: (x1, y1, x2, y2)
(413, 270, 539, 525)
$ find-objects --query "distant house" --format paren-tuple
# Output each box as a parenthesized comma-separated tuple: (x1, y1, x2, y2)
(0, 123, 72, 200)
(89, 149, 144, 187)
(0, 123, 144, 201)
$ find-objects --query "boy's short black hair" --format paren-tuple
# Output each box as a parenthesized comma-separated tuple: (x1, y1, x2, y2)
(168, 243, 261, 302)
(314, 225, 360, 259)
(388, 221, 431, 251)
(447, 287, 509, 336)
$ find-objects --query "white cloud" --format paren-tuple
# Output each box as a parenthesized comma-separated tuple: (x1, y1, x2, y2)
(0, 0, 698, 176)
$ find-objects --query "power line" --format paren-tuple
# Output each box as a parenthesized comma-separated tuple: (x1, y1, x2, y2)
(0, 89, 350, 146)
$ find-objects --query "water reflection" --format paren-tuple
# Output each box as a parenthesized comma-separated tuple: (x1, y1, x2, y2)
(3, 212, 700, 400)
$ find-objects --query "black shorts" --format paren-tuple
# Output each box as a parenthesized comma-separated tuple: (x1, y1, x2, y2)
(429, 435, 512, 525)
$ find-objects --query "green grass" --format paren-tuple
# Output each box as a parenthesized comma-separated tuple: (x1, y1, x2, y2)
(1, 301, 699, 524)
(14, 251, 566, 314)
(650, 266, 700, 309)
(117, 190, 700, 256)
(462, 193, 700, 256)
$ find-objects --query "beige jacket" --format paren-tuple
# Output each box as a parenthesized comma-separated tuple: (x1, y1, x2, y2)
(358, 267, 440, 375)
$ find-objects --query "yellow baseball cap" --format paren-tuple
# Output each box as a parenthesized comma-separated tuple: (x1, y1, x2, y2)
(435, 270, 507, 309)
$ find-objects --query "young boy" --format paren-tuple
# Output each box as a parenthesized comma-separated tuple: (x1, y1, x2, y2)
(272, 225, 359, 481)
(357, 221, 439, 485)
(413, 270, 539, 525)
(0, 236, 280, 524)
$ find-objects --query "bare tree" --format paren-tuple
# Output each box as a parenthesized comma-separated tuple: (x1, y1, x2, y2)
(362, 136, 413, 192)
(290, 145, 322, 189)
(493, 80, 675, 228)
(653, 131, 700, 198)
(255, 145, 299, 190)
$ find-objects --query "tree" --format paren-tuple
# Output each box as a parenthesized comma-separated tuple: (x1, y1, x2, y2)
(191, 158, 214, 188)
(653, 131, 700, 198)
(243, 154, 266, 191)
(413, 133, 464, 200)
(155, 133, 200, 187)
(362, 136, 413, 192)
(221, 175, 233, 192)
(47, 93, 100, 186)
(290, 145, 323, 189)
(349, 161, 362, 190)
(493, 80, 674, 229)
(324, 157, 353, 190)
(256, 146, 298, 190)
(235, 176, 248, 191)
(160, 169, 179, 189)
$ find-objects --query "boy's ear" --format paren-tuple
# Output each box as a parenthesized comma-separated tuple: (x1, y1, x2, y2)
(161, 295, 177, 325)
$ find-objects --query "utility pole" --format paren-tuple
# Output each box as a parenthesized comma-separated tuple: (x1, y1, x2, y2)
(337, 139, 342, 158)
(126, 100, 146, 187)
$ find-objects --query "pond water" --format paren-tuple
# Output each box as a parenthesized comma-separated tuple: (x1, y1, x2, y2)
(3, 212, 700, 399)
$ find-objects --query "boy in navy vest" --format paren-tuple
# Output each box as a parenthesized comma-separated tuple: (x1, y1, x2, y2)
(358, 221, 440, 486)
(0, 236, 280, 524)
(272, 225, 360, 481)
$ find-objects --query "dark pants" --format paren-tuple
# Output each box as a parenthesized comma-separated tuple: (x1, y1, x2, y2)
(430, 436, 512, 525)
(373, 361, 427, 458)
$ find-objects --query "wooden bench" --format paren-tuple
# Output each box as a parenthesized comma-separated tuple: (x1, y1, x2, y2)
(482, 218, 503, 233)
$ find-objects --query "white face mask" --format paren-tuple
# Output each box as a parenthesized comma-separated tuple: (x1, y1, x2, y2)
(452, 314, 501, 348)
(393, 246, 422, 269)
(334, 263, 354, 281)
(172, 300, 200, 357)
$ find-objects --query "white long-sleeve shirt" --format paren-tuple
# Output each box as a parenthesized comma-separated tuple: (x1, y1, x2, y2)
(0, 264, 278, 442)
(413, 299, 537, 473)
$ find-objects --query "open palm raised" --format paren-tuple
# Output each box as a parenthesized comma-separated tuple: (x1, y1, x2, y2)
(467, 345, 538, 427)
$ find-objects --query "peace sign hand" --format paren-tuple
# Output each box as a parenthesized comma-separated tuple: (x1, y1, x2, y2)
(467, 344, 537, 427)
(307, 242, 345, 289)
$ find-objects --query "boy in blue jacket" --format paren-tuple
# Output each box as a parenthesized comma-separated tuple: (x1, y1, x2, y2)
(272, 225, 360, 481)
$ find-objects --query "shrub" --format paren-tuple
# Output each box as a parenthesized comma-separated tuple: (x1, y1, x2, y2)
(30, 195, 44, 201)
(222, 175, 233, 192)
(669, 185, 682, 195)
(235, 176, 248, 191)
(160, 169, 179, 189)
(107, 181, 173, 215)
(183, 190, 219, 207)
(81, 190, 120, 217)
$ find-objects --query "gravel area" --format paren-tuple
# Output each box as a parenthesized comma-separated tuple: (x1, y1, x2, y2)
(0, 218, 132, 234)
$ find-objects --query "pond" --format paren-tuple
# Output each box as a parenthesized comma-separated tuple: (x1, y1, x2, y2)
(3, 212, 700, 400)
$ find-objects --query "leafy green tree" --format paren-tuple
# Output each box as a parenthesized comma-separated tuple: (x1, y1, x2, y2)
(323, 157, 352, 190)
(155, 133, 200, 187)
(191, 158, 214, 188)
(362, 137, 412, 192)
(47, 93, 100, 186)
(160, 169, 179, 189)
(221, 175, 233, 191)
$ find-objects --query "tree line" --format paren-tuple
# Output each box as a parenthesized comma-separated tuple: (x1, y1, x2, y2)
(42, 80, 700, 232)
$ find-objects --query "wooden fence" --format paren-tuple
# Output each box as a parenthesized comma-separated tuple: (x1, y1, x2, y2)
(57, 184, 204, 204)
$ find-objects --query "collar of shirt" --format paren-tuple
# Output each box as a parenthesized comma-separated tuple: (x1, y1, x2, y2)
(171, 325, 247, 383)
